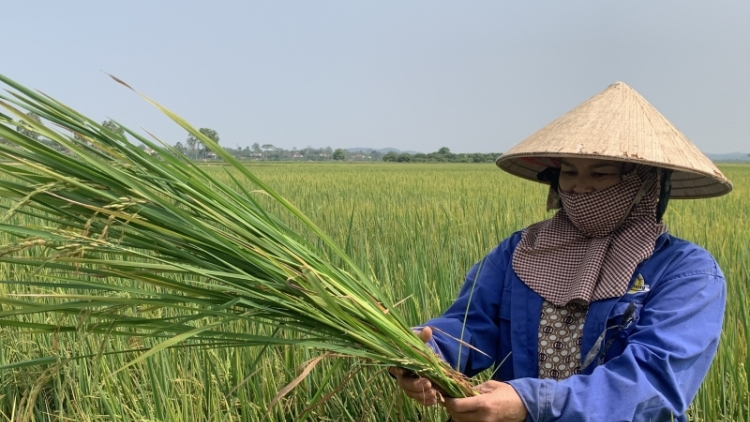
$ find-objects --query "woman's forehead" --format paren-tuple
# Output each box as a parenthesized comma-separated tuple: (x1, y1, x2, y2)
(560, 158, 624, 169)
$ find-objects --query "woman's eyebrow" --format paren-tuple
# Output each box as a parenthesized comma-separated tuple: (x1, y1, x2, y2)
(588, 162, 621, 170)
(559, 160, 621, 170)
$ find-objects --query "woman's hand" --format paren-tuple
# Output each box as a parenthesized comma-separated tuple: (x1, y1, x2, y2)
(443, 381, 527, 422)
(391, 328, 528, 420)
(389, 327, 440, 406)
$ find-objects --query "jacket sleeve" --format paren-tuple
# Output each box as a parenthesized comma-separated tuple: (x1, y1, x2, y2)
(420, 234, 518, 377)
(508, 249, 727, 422)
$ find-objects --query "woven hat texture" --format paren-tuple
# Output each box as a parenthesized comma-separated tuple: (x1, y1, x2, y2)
(496, 82, 732, 199)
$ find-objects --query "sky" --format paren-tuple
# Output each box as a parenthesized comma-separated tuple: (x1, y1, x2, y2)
(2, 1, 748, 154)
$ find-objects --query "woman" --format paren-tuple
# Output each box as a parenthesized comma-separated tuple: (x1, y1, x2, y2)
(392, 82, 732, 422)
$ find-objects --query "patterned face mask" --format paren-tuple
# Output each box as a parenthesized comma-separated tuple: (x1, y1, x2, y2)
(511, 166, 666, 306)
(558, 170, 644, 238)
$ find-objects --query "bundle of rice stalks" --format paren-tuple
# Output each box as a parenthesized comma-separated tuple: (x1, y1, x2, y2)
(0, 74, 475, 401)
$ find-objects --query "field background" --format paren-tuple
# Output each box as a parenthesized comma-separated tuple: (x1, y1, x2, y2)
(1, 162, 748, 421)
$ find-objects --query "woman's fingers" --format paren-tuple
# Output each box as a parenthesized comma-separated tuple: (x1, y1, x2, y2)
(400, 376, 439, 406)
(388, 327, 438, 406)
(389, 367, 439, 406)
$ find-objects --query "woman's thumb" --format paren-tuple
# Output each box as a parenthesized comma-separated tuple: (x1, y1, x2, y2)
(417, 326, 433, 343)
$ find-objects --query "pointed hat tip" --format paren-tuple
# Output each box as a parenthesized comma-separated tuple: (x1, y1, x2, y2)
(609, 81, 631, 88)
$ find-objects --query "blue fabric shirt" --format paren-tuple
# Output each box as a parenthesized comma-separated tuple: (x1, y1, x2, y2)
(424, 231, 726, 422)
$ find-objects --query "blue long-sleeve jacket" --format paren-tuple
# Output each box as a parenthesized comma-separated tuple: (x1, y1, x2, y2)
(423, 231, 726, 422)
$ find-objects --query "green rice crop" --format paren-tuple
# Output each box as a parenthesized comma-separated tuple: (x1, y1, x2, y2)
(1, 162, 747, 421)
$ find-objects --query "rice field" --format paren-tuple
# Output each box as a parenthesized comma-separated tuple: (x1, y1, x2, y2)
(1, 162, 748, 421)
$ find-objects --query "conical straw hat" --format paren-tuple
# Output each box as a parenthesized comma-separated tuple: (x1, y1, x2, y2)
(496, 82, 732, 199)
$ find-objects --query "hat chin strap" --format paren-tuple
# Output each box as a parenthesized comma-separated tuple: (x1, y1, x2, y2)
(613, 167, 674, 231)
(613, 175, 656, 231)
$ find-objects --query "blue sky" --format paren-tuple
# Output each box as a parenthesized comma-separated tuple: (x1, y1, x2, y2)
(2, 1, 748, 153)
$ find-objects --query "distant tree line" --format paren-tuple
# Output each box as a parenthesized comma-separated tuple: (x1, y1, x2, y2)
(1, 116, 501, 164)
(0, 111, 58, 149)
(204, 143, 376, 162)
(382, 147, 501, 163)
(0, 112, 128, 153)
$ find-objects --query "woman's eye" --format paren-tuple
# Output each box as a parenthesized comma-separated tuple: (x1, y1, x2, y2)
(592, 172, 616, 178)
(561, 171, 576, 176)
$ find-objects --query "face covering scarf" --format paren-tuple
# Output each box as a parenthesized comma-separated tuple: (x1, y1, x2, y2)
(512, 167, 667, 306)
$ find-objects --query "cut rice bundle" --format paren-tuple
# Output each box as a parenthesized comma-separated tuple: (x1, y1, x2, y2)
(0, 73, 477, 400)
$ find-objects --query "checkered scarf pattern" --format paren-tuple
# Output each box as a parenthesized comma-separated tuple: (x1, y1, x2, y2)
(512, 167, 666, 306)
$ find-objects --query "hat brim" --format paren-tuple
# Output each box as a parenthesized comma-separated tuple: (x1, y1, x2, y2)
(496, 152, 732, 199)
(493, 82, 733, 199)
